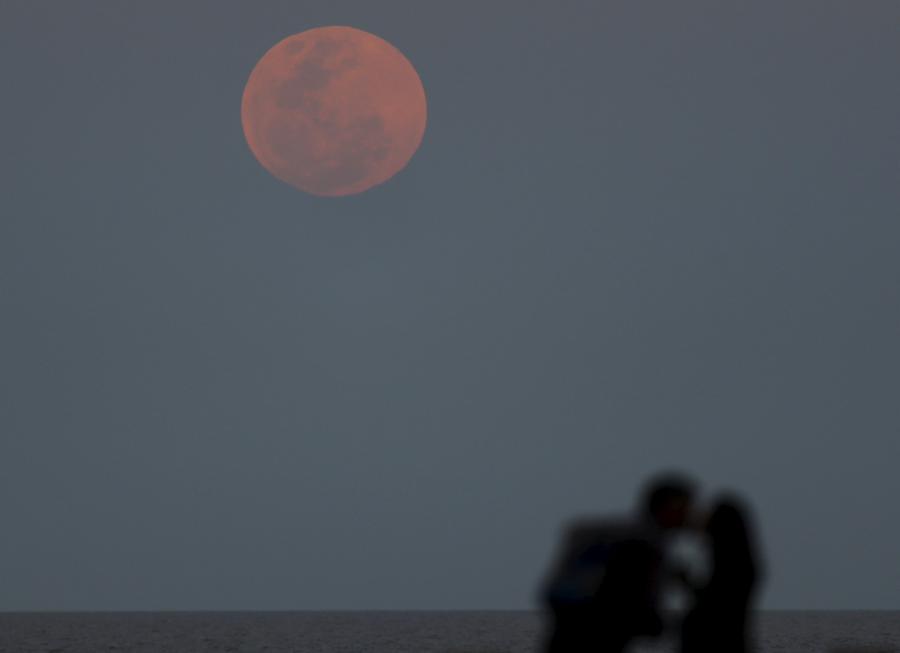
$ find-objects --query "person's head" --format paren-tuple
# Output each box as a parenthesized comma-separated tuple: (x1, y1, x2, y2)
(705, 493, 761, 582)
(641, 472, 696, 530)
(706, 494, 755, 550)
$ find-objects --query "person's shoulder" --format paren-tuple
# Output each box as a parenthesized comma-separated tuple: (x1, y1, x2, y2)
(564, 514, 634, 542)
(569, 516, 664, 554)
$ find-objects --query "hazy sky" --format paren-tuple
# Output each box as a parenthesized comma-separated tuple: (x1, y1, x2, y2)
(1, 1, 898, 611)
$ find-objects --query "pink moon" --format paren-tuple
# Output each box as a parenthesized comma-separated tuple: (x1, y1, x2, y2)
(241, 26, 428, 197)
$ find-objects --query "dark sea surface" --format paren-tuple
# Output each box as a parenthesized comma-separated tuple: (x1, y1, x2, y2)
(1, 611, 898, 653)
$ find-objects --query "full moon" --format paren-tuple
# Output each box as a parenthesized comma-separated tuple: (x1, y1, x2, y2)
(241, 26, 427, 197)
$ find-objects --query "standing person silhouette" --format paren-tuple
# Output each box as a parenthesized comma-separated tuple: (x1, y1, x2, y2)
(680, 494, 763, 653)
(540, 473, 697, 653)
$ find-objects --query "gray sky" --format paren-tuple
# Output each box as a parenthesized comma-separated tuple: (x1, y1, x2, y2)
(1, 1, 898, 610)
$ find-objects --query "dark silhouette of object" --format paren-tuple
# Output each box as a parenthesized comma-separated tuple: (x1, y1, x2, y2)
(540, 472, 697, 653)
(680, 494, 763, 653)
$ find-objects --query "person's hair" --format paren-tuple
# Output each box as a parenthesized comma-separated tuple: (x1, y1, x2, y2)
(641, 472, 696, 517)
(707, 493, 762, 582)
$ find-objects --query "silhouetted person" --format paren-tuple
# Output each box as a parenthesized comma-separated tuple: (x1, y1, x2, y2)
(540, 473, 697, 653)
(680, 494, 762, 653)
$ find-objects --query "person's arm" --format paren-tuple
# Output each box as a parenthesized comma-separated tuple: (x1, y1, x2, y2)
(670, 564, 703, 595)
(605, 539, 665, 637)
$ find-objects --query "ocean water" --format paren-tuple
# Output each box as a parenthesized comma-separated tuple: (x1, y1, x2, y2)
(1, 611, 898, 653)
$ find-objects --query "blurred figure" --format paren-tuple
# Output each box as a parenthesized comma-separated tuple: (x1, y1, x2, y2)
(540, 472, 697, 653)
(680, 494, 763, 653)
